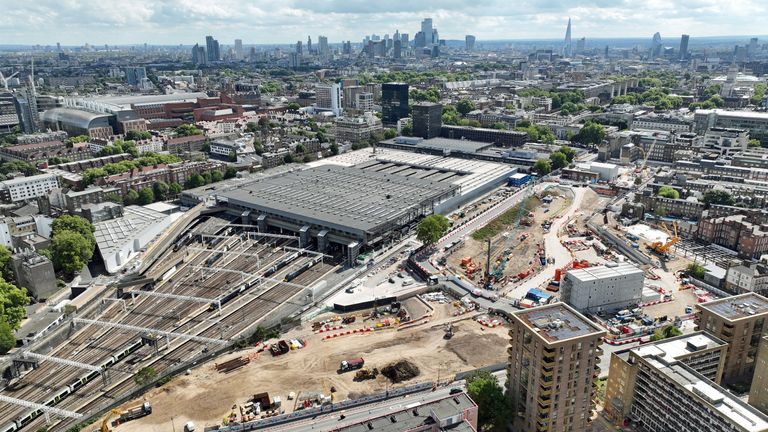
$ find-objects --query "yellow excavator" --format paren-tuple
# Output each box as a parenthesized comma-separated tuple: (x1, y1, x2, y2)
(101, 409, 122, 432)
(648, 222, 679, 259)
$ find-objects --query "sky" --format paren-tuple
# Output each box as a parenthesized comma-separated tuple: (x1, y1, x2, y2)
(0, 0, 765, 46)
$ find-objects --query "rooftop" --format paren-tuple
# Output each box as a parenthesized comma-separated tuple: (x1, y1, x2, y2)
(632, 331, 726, 364)
(220, 165, 458, 235)
(698, 292, 768, 321)
(565, 262, 643, 283)
(513, 303, 605, 343)
(93, 206, 170, 256)
(383, 136, 493, 154)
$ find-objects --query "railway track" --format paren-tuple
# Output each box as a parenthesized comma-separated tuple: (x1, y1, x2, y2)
(0, 231, 312, 431)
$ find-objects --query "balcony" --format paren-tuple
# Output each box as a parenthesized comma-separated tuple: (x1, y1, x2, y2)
(538, 404, 551, 415)
(539, 386, 553, 397)
(542, 357, 556, 367)
(536, 419, 550, 432)
(596, 346, 604, 356)
(541, 367, 554, 378)
(540, 378, 553, 388)
(538, 394, 552, 405)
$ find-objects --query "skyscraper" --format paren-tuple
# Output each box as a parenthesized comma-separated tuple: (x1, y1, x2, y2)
(381, 83, 409, 125)
(191, 43, 207, 65)
(234, 39, 243, 60)
(124, 67, 147, 86)
(393, 39, 402, 59)
(296, 40, 303, 56)
(205, 35, 220, 62)
(679, 34, 690, 60)
(318, 36, 329, 58)
(13, 88, 39, 134)
(421, 18, 432, 38)
(465, 35, 476, 51)
(749, 38, 759, 59)
(576, 37, 586, 54)
(307, 35, 312, 54)
(412, 102, 442, 139)
(563, 17, 573, 57)
(651, 32, 663, 58)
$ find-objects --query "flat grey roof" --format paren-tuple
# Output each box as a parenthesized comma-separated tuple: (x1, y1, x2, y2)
(383, 137, 492, 154)
(632, 331, 726, 363)
(94, 206, 169, 256)
(221, 165, 457, 235)
(514, 303, 605, 343)
(565, 262, 644, 282)
(698, 293, 768, 321)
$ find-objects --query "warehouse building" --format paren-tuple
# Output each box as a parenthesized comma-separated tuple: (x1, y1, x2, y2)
(561, 262, 644, 313)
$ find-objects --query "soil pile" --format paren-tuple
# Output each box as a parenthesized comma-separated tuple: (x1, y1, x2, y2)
(381, 360, 420, 383)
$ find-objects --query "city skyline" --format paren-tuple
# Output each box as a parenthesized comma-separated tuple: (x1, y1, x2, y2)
(0, 0, 767, 45)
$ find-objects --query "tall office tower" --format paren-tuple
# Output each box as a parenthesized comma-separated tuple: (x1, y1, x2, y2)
(56, 42, 61, 51)
(412, 102, 442, 139)
(749, 37, 759, 58)
(576, 37, 586, 54)
(205, 35, 220, 62)
(343, 41, 352, 55)
(296, 40, 303, 56)
(381, 83, 409, 125)
(319, 36, 329, 58)
(13, 88, 39, 134)
(651, 32, 663, 58)
(431, 29, 439, 46)
(465, 35, 476, 51)
(393, 39, 402, 59)
(401, 33, 409, 46)
(289, 52, 300, 69)
(386, 36, 393, 52)
(507, 303, 605, 432)
(421, 18, 432, 39)
(414, 32, 426, 48)
(307, 35, 312, 53)
(696, 293, 768, 387)
(124, 67, 147, 86)
(602, 332, 768, 431)
(679, 34, 690, 60)
(393, 30, 400, 42)
(315, 83, 342, 117)
(563, 17, 573, 57)
(234, 39, 243, 60)
(191, 43, 207, 65)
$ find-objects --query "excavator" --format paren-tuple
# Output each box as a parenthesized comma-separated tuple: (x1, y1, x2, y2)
(101, 409, 122, 432)
(648, 222, 679, 260)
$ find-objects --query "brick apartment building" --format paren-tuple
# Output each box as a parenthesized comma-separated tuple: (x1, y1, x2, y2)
(696, 214, 768, 259)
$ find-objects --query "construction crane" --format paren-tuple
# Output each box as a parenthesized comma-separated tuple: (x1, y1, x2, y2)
(101, 409, 122, 432)
(0, 71, 19, 91)
(636, 138, 657, 173)
(648, 221, 679, 258)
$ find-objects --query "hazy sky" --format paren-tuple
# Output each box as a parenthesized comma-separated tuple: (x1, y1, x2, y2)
(0, 0, 765, 46)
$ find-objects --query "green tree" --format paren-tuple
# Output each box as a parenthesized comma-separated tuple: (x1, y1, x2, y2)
(174, 124, 203, 137)
(105, 193, 123, 204)
(558, 145, 576, 162)
(658, 186, 680, 199)
(416, 214, 450, 246)
(749, 139, 762, 148)
(185, 173, 206, 189)
(210, 170, 224, 183)
(125, 130, 151, 141)
(491, 122, 508, 130)
(134, 366, 157, 386)
(466, 370, 511, 431)
(153, 181, 169, 201)
(51, 231, 93, 275)
(572, 121, 606, 146)
(401, 121, 413, 136)
(650, 325, 683, 341)
(0, 320, 15, 354)
(456, 99, 476, 116)
(549, 151, 568, 170)
(137, 187, 154, 205)
(0, 245, 13, 282)
(52, 215, 95, 250)
(533, 159, 552, 176)
(687, 263, 706, 279)
(283, 153, 295, 164)
(169, 182, 183, 195)
(124, 189, 140, 205)
(0, 278, 28, 329)
(287, 102, 301, 111)
(383, 128, 397, 139)
(245, 122, 259, 133)
(295, 143, 307, 154)
(228, 151, 238, 162)
(702, 189, 735, 207)
(330, 143, 340, 155)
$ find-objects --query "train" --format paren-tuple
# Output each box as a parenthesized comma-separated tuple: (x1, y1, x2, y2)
(172, 232, 194, 252)
(205, 244, 230, 266)
(208, 279, 260, 311)
(1, 338, 144, 432)
(263, 251, 301, 278)
(284, 256, 322, 282)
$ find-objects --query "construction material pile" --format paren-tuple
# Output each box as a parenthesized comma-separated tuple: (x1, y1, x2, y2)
(381, 360, 420, 383)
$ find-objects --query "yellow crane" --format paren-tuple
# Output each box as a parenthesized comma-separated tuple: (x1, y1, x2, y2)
(101, 409, 122, 432)
(648, 222, 679, 256)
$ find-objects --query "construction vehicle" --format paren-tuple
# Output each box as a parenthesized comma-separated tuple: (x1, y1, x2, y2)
(339, 357, 365, 373)
(342, 315, 356, 324)
(106, 401, 152, 426)
(444, 323, 455, 340)
(101, 409, 122, 432)
(354, 368, 379, 381)
(647, 222, 679, 259)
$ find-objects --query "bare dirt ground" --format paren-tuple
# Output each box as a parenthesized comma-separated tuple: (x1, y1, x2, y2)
(446, 189, 573, 288)
(102, 303, 509, 432)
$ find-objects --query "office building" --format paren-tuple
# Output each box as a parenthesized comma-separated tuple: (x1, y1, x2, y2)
(307, 35, 312, 53)
(412, 102, 442, 139)
(651, 32, 663, 58)
(342, 85, 361, 110)
(561, 262, 644, 314)
(507, 303, 605, 432)
(603, 332, 768, 432)
(205, 35, 220, 62)
(123, 67, 147, 86)
(750, 335, 768, 415)
(421, 18, 433, 45)
(441, 125, 528, 147)
(702, 127, 749, 156)
(563, 17, 573, 57)
(356, 93, 374, 112)
(381, 82, 409, 125)
(234, 39, 243, 60)
(465, 35, 476, 51)
(191, 43, 206, 65)
(576, 37, 586, 54)
(679, 34, 690, 60)
(318, 36, 329, 58)
(334, 113, 383, 146)
(295, 40, 303, 56)
(13, 88, 39, 134)
(315, 83, 342, 117)
(696, 293, 768, 386)
(0, 173, 60, 203)
(393, 39, 402, 59)
(694, 109, 768, 144)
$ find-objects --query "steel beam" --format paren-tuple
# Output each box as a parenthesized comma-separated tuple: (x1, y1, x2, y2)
(72, 318, 228, 346)
(17, 351, 101, 372)
(0, 394, 82, 422)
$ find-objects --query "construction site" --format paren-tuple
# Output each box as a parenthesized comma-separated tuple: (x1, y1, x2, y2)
(85, 298, 509, 432)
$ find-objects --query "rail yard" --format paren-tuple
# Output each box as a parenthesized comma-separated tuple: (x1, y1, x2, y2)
(0, 216, 340, 432)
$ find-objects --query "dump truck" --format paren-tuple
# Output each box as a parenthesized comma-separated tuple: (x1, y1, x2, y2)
(339, 357, 365, 373)
(118, 401, 152, 423)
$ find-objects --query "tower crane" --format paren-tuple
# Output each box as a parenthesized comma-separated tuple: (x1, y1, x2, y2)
(0, 70, 19, 91)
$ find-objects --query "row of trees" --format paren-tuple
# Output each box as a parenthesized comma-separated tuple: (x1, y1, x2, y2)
(82, 153, 182, 186)
(0, 244, 29, 354)
(516, 88, 586, 110)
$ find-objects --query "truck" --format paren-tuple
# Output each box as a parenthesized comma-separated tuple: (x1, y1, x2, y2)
(119, 401, 152, 423)
(339, 358, 365, 373)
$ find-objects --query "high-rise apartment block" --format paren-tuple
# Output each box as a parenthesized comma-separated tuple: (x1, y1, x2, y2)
(412, 102, 442, 139)
(679, 34, 690, 60)
(603, 332, 768, 432)
(750, 335, 768, 415)
(507, 303, 605, 432)
(381, 82, 408, 125)
(315, 83, 342, 117)
(465, 35, 476, 51)
(696, 293, 768, 386)
(205, 35, 220, 62)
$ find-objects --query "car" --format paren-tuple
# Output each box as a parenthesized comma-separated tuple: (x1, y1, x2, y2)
(449, 388, 463, 395)
(685, 306, 694, 314)
(388, 277, 395, 283)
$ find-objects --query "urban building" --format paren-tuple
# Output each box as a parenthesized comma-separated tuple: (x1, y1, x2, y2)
(334, 113, 383, 146)
(696, 293, 768, 386)
(11, 250, 57, 299)
(749, 335, 768, 415)
(679, 34, 690, 60)
(507, 303, 605, 432)
(0, 174, 60, 203)
(342, 85, 361, 110)
(123, 67, 147, 86)
(440, 125, 527, 147)
(561, 262, 644, 313)
(696, 214, 768, 259)
(412, 102, 442, 139)
(465, 35, 476, 51)
(0, 140, 91, 164)
(315, 83, 343, 117)
(356, 93, 374, 112)
(205, 35, 220, 62)
(694, 109, 768, 144)
(13, 88, 39, 134)
(726, 262, 768, 296)
(603, 332, 768, 432)
(702, 127, 749, 156)
(381, 82, 409, 125)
